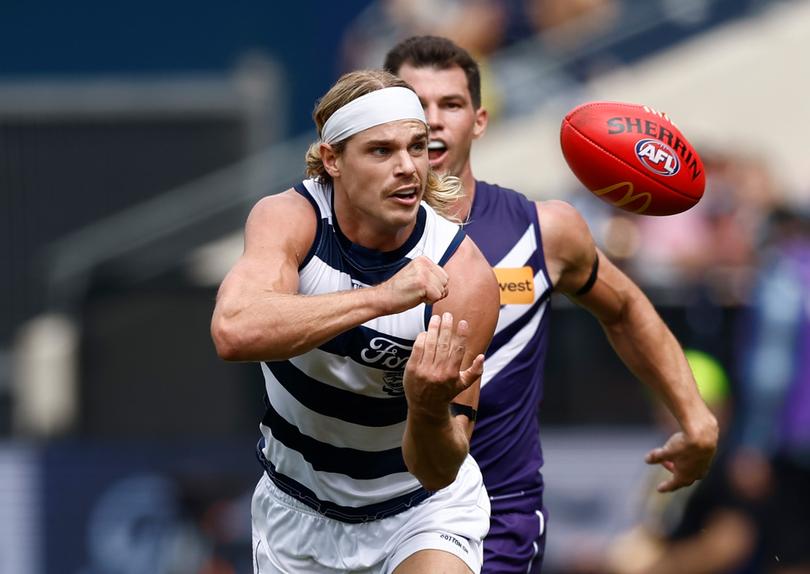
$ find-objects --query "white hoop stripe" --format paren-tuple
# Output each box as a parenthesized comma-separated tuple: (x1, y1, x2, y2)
(321, 87, 426, 144)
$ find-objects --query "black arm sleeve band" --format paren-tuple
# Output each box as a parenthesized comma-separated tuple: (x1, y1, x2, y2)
(574, 253, 600, 296)
(450, 402, 478, 422)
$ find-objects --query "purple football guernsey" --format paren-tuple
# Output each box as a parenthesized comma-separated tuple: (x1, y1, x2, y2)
(464, 181, 552, 511)
(778, 242, 810, 450)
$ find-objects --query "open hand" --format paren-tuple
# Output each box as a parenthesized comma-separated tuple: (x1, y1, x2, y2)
(403, 312, 484, 414)
(645, 429, 717, 492)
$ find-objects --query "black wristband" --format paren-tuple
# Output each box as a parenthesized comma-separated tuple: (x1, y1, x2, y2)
(574, 253, 600, 296)
(450, 402, 478, 422)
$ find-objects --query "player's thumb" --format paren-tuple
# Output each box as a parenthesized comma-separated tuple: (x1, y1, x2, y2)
(458, 354, 485, 389)
(645, 445, 670, 465)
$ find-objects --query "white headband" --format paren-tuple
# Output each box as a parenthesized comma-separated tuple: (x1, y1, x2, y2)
(321, 86, 427, 144)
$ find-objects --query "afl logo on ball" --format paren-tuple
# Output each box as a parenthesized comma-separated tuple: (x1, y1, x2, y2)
(635, 139, 680, 176)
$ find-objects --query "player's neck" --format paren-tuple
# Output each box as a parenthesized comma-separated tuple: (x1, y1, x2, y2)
(332, 189, 416, 252)
(448, 166, 476, 223)
(338, 213, 416, 252)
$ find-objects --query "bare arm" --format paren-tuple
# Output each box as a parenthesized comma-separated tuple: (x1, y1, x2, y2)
(211, 190, 449, 362)
(401, 237, 499, 490)
(641, 510, 756, 574)
(540, 200, 718, 491)
(607, 510, 755, 574)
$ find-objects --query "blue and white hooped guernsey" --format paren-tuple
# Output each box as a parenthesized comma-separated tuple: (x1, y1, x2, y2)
(256, 178, 466, 523)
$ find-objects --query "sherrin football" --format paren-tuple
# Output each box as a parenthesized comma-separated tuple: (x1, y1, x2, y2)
(560, 101, 705, 216)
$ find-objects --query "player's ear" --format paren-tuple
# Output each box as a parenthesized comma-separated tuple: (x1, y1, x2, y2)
(320, 143, 341, 178)
(472, 107, 488, 140)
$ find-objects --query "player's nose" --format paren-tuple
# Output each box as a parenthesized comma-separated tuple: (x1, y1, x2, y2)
(424, 103, 442, 130)
(394, 149, 417, 176)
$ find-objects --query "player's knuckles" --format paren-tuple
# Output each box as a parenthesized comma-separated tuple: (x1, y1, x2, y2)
(427, 274, 445, 292)
(426, 287, 444, 303)
(404, 364, 418, 380)
(417, 364, 456, 386)
(416, 255, 440, 271)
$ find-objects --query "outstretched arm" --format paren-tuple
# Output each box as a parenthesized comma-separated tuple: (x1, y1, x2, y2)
(211, 190, 450, 362)
(540, 200, 718, 491)
(607, 509, 756, 574)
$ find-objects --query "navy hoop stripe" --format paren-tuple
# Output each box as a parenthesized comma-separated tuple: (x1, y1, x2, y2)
(256, 438, 432, 523)
(261, 403, 406, 479)
(265, 360, 407, 427)
(318, 325, 413, 370)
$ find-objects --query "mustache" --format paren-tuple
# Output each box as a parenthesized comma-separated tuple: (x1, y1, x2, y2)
(388, 177, 423, 193)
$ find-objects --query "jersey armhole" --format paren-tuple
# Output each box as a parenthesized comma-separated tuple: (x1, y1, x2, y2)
(293, 182, 324, 270)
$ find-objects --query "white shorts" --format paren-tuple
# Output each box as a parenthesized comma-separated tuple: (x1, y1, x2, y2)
(251, 455, 490, 573)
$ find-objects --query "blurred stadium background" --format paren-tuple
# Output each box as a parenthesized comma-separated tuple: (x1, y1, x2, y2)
(1, 1, 808, 572)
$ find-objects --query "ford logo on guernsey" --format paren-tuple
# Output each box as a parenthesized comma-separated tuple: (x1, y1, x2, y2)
(634, 138, 680, 176)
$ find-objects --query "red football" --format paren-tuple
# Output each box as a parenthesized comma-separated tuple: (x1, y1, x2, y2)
(560, 101, 705, 216)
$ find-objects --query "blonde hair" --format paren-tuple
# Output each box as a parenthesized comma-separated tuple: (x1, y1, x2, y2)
(304, 69, 463, 220)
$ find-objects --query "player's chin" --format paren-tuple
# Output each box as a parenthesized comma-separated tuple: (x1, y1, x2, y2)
(385, 199, 421, 223)
(428, 151, 449, 173)
(429, 164, 451, 179)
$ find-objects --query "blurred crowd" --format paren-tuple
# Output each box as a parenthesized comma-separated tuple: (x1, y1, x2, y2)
(339, 0, 620, 116)
(590, 148, 783, 304)
(339, 0, 618, 71)
(557, 147, 810, 573)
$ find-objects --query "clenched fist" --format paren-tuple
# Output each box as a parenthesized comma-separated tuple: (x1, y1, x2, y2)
(376, 256, 449, 314)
